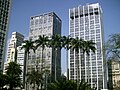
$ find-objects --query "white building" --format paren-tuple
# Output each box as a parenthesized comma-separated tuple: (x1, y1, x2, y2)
(4, 32, 24, 72)
(108, 60, 120, 89)
(7, 32, 24, 62)
(69, 3, 107, 90)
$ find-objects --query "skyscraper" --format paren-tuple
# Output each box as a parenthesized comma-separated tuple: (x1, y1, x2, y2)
(69, 3, 107, 89)
(0, 0, 12, 70)
(6, 32, 24, 62)
(29, 12, 61, 81)
(4, 32, 24, 72)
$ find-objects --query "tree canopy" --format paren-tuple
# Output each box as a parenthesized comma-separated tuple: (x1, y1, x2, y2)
(105, 34, 120, 60)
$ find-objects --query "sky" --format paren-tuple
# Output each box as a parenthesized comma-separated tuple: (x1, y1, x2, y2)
(7, 0, 120, 73)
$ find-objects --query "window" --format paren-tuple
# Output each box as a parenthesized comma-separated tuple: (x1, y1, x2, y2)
(35, 19, 39, 25)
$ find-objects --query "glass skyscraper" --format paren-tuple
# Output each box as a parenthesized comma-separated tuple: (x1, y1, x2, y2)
(69, 3, 107, 89)
(28, 12, 61, 83)
(0, 0, 11, 70)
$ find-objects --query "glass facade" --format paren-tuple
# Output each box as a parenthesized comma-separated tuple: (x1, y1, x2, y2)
(69, 3, 107, 90)
(0, 0, 11, 70)
(29, 12, 61, 82)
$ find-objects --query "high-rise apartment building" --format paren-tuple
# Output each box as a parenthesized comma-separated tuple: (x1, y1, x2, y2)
(0, 0, 11, 70)
(4, 32, 24, 72)
(29, 12, 61, 81)
(69, 3, 107, 89)
(6, 32, 24, 62)
(17, 43, 25, 84)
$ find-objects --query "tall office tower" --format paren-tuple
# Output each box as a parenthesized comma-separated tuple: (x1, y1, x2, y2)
(29, 12, 61, 80)
(0, 0, 11, 70)
(69, 3, 107, 89)
(6, 32, 24, 62)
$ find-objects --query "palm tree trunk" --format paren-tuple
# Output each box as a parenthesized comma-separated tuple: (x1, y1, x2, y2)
(41, 47, 44, 90)
(41, 47, 44, 71)
(66, 49, 68, 80)
(55, 48, 57, 81)
(23, 51, 27, 89)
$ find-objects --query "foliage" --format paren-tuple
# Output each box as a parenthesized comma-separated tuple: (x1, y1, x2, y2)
(21, 35, 96, 89)
(21, 39, 36, 89)
(105, 34, 120, 60)
(26, 69, 43, 90)
(78, 80, 93, 90)
(71, 37, 83, 53)
(22, 39, 36, 53)
(5, 62, 22, 90)
(47, 79, 93, 90)
(35, 35, 49, 71)
(35, 35, 49, 49)
(48, 34, 62, 81)
(83, 40, 96, 55)
(0, 71, 7, 89)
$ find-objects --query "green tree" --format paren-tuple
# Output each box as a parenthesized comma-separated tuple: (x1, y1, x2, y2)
(35, 35, 49, 71)
(82, 40, 96, 84)
(47, 78, 93, 90)
(5, 62, 22, 90)
(78, 80, 93, 90)
(0, 70, 7, 89)
(27, 69, 43, 90)
(106, 34, 120, 59)
(62, 35, 72, 80)
(48, 34, 62, 81)
(47, 79, 77, 90)
(21, 39, 36, 89)
(71, 37, 84, 90)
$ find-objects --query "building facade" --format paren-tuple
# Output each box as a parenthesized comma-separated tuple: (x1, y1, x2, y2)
(0, 0, 12, 70)
(108, 60, 120, 90)
(28, 12, 61, 81)
(6, 32, 24, 62)
(17, 43, 25, 84)
(4, 32, 24, 72)
(69, 3, 107, 89)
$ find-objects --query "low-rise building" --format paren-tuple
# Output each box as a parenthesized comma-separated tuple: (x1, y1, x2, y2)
(108, 60, 120, 89)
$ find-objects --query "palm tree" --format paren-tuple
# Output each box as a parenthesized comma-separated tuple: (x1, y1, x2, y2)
(26, 69, 43, 90)
(48, 34, 62, 81)
(35, 35, 49, 71)
(0, 70, 7, 89)
(78, 80, 93, 90)
(21, 39, 36, 89)
(62, 35, 72, 80)
(47, 78, 93, 90)
(71, 37, 84, 90)
(47, 79, 77, 90)
(82, 40, 96, 84)
(5, 62, 22, 90)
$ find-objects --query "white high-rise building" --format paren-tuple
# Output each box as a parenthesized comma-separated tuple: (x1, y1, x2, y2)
(0, 0, 12, 71)
(7, 32, 24, 62)
(17, 43, 25, 83)
(4, 32, 24, 71)
(69, 3, 107, 89)
(29, 12, 61, 81)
